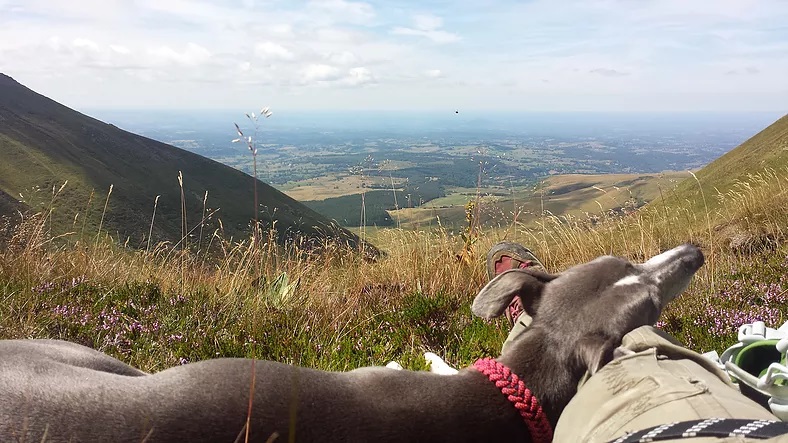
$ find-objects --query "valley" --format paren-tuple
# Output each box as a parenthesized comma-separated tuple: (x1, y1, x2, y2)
(91, 110, 782, 230)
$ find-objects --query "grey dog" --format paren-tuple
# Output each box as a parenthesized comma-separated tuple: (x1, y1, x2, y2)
(0, 244, 704, 442)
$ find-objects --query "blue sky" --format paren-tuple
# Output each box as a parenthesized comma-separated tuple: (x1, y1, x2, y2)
(1, 0, 787, 112)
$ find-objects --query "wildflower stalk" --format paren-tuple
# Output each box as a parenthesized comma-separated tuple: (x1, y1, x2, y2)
(690, 170, 714, 294)
(147, 195, 160, 253)
(233, 107, 273, 231)
(198, 191, 208, 255)
(96, 184, 113, 245)
(178, 171, 186, 294)
(80, 189, 94, 242)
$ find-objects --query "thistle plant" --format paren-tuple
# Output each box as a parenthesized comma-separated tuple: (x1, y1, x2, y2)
(233, 107, 273, 227)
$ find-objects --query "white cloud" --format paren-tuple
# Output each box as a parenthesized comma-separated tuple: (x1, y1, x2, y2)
(425, 69, 443, 78)
(254, 42, 294, 61)
(148, 43, 211, 66)
(325, 51, 358, 65)
(391, 14, 460, 44)
(46, 36, 63, 51)
(1, 0, 787, 111)
(588, 68, 629, 77)
(413, 14, 443, 31)
(72, 38, 100, 52)
(313, 28, 362, 44)
(298, 64, 375, 87)
(109, 45, 131, 55)
(392, 27, 460, 44)
(4, 0, 132, 22)
(269, 24, 294, 36)
(306, 0, 375, 25)
(302, 64, 342, 83)
(725, 66, 761, 76)
(134, 0, 246, 24)
(345, 67, 375, 86)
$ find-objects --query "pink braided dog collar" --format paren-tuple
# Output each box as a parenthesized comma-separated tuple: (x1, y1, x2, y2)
(473, 357, 553, 443)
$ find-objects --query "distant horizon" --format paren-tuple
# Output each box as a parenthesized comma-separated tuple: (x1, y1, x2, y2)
(85, 107, 785, 140)
(84, 108, 788, 115)
(85, 107, 786, 128)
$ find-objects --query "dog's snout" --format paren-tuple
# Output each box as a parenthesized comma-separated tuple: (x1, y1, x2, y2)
(678, 243, 704, 271)
(644, 243, 704, 271)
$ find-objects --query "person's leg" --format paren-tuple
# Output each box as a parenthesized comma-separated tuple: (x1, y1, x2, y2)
(555, 326, 781, 442)
(487, 243, 784, 441)
(486, 242, 544, 329)
(486, 241, 546, 354)
(501, 316, 529, 355)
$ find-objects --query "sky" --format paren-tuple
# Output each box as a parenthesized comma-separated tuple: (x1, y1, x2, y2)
(1, 0, 787, 112)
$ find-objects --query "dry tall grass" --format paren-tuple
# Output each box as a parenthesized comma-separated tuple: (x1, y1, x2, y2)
(1, 166, 787, 369)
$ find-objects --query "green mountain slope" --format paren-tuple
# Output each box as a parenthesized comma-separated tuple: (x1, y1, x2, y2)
(0, 73, 367, 250)
(664, 113, 788, 210)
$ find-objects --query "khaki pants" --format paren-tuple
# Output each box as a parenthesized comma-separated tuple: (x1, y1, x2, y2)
(502, 313, 531, 354)
(553, 326, 788, 442)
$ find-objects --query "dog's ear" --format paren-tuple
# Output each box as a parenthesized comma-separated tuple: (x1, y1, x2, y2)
(471, 268, 557, 319)
(574, 335, 617, 375)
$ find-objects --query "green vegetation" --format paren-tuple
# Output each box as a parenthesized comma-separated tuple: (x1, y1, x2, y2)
(1, 112, 787, 373)
(1, 71, 787, 374)
(667, 114, 788, 214)
(389, 172, 690, 230)
(0, 217, 503, 372)
(282, 164, 689, 231)
(303, 181, 444, 227)
(0, 74, 364, 251)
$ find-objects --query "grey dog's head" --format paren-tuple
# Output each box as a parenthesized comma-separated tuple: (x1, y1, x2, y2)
(471, 243, 704, 375)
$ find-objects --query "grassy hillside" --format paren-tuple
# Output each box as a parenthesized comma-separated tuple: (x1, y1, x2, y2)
(289, 170, 690, 231)
(386, 171, 689, 230)
(303, 180, 444, 227)
(664, 113, 788, 212)
(0, 73, 367, 251)
(1, 111, 787, 378)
